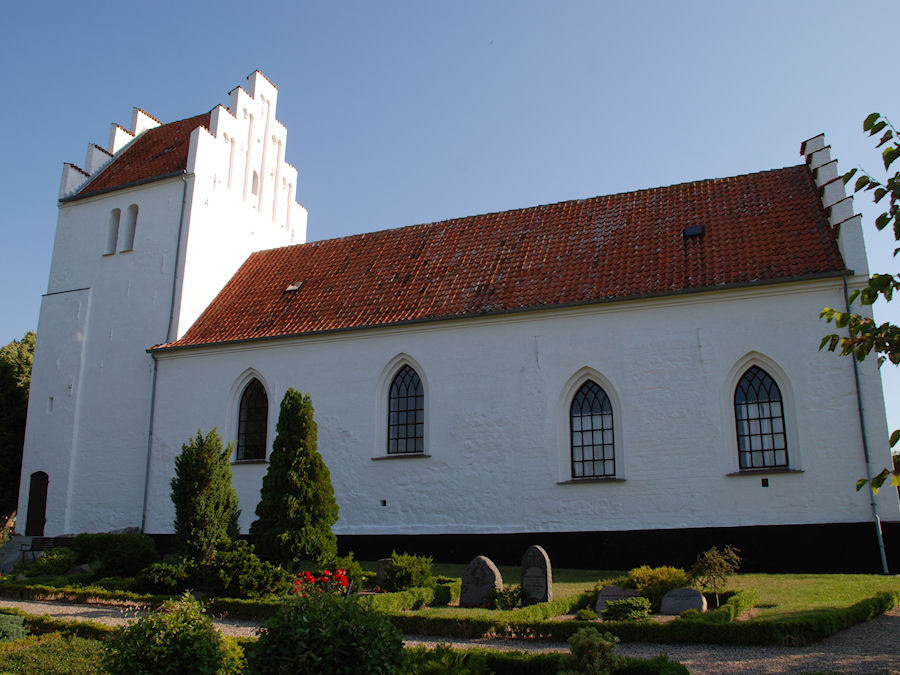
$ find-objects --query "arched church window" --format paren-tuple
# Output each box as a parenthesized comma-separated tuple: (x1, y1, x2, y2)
(388, 365, 424, 454)
(105, 208, 120, 255)
(570, 380, 614, 478)
(120, 204, 138, 252)
(237, 378, 268, 461)
(734, 366, 788, 470)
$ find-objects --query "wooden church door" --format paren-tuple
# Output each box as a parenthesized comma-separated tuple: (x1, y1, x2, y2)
(24, 471, 48, 536)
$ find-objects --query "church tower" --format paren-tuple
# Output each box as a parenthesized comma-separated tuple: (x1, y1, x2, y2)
(18, 72, 307, 536)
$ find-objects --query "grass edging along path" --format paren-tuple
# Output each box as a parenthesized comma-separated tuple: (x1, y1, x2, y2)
(2, 573, 899, 647)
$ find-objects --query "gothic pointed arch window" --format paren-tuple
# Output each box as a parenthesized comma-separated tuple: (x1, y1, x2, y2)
(570, 380, 614, 478)
(734, 366, 788, 470)
(237, 378, 268, 461)
(388, 364, 424, 454)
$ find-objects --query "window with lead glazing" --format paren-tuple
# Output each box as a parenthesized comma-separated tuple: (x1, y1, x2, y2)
(237, 378, 268, 461)
(570, 380, 614, 478)
(734, 366, 788, 470)
(388, 365, 424, 454)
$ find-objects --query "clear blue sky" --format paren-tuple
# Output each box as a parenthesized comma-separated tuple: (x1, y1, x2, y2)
(1, 1, 897, 432)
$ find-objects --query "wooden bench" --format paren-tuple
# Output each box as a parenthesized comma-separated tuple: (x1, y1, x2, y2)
(20, 536, 75, 563)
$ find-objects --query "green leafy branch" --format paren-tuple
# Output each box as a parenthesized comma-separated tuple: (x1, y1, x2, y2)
(819, 112, 900, 494)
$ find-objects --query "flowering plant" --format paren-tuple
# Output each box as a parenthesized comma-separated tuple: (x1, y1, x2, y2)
(293, 568, 350, 596)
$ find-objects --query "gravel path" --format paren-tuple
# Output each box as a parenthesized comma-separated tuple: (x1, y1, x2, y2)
(1, 598, 898, 674)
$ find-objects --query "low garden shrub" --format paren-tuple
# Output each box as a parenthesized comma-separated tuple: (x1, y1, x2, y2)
(201, 538, 292, 598)
(27, 547, 78, 577)
(576, 608, 598, 621)
(104, 592, 242, 675)
(432, 577, 461, 606)
(628, 566, 691, 612)
(382, 550, 433, 592)
(558, 626, 621, 675)
(0, 614, 26, 642)
(0, 633, 108, 675)
(70, 533, 158, 576)
(602, 597, 651, 622)
(247, 592, 403, 674)
(137, 558, 194, 594)
(488, 584, 524, 610)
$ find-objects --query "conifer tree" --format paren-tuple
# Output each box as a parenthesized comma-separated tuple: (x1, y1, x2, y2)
(0, 331, 35, 524)
(0, 331, 35, 528)
(250, 390, 338, 567)
(170, 429, 240, 564)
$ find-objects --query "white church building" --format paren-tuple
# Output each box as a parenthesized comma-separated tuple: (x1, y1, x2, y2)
(18, 72, 899, 571)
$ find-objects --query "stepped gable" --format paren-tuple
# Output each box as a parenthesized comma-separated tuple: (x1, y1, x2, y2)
(158, 164, 845, 350)
(77, 112, 212, 197)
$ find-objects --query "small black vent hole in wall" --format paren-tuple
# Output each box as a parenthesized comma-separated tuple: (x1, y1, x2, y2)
(761, 478, 769, 487)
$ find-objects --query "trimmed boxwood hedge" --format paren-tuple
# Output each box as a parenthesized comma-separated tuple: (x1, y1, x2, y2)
(403, 646, 689, 675)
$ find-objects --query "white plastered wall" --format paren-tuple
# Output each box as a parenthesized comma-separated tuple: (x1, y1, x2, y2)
(144, 279, 899, 536)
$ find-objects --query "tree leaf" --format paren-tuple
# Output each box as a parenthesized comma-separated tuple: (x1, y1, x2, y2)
(856, 478, 869, 491)
(870, 468, 890, 493)
(890, 429, 900, 447)
(877, 130, 894, 148)
(863, 112, 881, 131)
(842, 168, 857, 185)
(874, 187, 888, 203)
(855, 175, 870, 192)
(870, 121, 887, 136)
(876, 213, 890, 230)
(883, 145, 900, 171)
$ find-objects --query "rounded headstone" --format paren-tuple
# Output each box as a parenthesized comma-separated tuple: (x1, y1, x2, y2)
(520, 545, 552, 605)
(374, 557, 393, 587)
(660, 587, 708, 615)
(460, 555, 503, 608)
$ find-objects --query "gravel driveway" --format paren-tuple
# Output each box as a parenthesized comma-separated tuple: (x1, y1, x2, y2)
(1, 598, 897, 674)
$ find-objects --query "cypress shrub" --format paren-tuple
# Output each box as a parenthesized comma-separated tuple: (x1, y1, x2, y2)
(250, 390, 339, 567)
(170, 429, 240, 564)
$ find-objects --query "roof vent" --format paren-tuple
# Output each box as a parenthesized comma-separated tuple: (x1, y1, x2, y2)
(285, 281, 303, 292)
(682, 225, 705, 239)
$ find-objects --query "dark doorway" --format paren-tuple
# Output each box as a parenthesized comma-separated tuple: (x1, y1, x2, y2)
(24, 471, 48, 536)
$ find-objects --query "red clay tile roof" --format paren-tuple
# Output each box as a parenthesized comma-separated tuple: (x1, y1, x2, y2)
(75, 112, 211, 197)
(159, 165, 845, 350)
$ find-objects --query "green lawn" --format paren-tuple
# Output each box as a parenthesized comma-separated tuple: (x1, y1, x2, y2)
(732, 573, 900, 620)
(362, 561, 900, 622)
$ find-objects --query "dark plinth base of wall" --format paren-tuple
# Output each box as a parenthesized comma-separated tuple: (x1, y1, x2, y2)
(337, 521, 900, 573)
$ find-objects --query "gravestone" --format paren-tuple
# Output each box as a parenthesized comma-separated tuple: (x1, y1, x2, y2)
(374, 558, 392, 588)
(594, 584, 640, 615)
(459, 555, 503, 607)
(520, 545, 552, 605)
(660, 587, 707, 615)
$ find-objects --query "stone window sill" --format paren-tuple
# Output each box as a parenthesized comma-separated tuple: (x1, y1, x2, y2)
(557, 477, 626, 485)
(725, 468, 803, 477)
(231, 458, 268, 466)
(372, 453, 431, 461)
